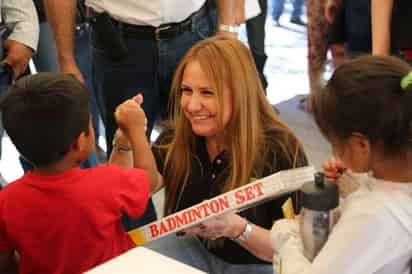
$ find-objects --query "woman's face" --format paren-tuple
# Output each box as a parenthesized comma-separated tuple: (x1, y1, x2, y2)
(180, 60, 233, 138)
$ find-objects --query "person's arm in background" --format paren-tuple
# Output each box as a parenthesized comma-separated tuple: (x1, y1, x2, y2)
(325, 0, 342, 24)
(43, 0, 84, 82)
(215, 0, 245, 37)
(2, 0, 39, 79)
(371, 0, 394, 55)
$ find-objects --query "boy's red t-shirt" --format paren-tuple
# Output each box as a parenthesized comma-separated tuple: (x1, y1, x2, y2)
(0, 164, 150, 274)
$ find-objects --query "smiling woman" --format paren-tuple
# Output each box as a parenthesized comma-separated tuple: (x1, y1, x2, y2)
(179, 59, 232, 141)
(146, 36, 308, 274)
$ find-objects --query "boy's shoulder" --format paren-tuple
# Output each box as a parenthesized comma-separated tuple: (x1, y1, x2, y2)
(1, 174, 31, 191)
(0, 164, 135, 194)
(91, 163, 144, 176)
(88, 164, 150, 185)
(0, 176, 31, 203)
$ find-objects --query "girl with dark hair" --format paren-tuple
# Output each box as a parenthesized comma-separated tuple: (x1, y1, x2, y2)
(271, 55, 412, 274)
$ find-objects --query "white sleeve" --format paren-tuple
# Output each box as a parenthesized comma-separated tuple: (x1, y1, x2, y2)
(278, 235, 311, 274)
(245, 0, 261, 20)
(280, 195, 405, 274)
(2, 0, 39, 51)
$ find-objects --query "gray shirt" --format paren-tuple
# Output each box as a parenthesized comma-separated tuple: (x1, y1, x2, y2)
(1, 0, 39, 51)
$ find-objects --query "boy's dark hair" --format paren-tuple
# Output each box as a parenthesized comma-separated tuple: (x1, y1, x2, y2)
(313, 55, 412, 155)
(0, 73, 90, 167)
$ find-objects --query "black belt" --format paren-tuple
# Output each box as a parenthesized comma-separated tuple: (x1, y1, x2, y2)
(97, 4, 208, 41)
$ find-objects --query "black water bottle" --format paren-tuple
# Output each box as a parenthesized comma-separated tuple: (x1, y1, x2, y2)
(299, 172, 339, 261)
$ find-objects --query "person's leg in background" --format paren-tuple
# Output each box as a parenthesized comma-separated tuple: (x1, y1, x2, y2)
(90, 5, 216, 230)
(91, 29, 158, 229)
(75, 21, 102, 166)
(31, 22, 59, 72)
(307, 0, 328, 92)
(158, 6, 217, 127)
(0, 115, 6, 187)
(146, 234, 273, 274)
(246, 0, 268, 92)
(272, 0, 286, 24)
(20, 21, 100, 170)
(290, 0, 306, 25)
(0, 33, 12, 187)
(146, 235, 213, 273)
(299, 0, 328, 112)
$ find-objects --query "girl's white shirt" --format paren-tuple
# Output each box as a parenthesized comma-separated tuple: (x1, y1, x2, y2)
(272, 174, 412, 274)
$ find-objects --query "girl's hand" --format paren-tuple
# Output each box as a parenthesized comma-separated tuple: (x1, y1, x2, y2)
(270, 219, 299, 254)
(335, 171, 362, 198)
(322, 157, 347, 181)
(323, 158, 362, 198)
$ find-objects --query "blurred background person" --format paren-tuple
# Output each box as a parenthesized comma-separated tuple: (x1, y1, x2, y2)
(272, 0, 306, 26)
(0, 0, 39, 187)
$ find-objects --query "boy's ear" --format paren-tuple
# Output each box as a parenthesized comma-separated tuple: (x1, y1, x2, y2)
(70, 132, 88, 153)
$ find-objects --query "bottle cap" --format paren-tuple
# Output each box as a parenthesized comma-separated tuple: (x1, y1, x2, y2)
(300, 172, 339, 211)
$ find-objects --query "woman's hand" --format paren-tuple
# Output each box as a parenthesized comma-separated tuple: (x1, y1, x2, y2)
(324, 0, 339, 24)
(182, 212, 246, 241)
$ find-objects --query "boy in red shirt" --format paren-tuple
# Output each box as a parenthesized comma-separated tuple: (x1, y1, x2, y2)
(0, 73, 158, 274)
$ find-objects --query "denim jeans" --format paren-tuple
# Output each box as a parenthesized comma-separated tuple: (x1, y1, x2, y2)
(0, 30, 11, 186)
(33, 22, 102, 141)
(246, 0, 268, 90)
(32, 22, 59, 72)
(20, 21, 100, 170)
(145, 234, 273, 274)
(91, 8, 216, 229)
(272, 0, 305, 20)
(75, 22, 102, 142)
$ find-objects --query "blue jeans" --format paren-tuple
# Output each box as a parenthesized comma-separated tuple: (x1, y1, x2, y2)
(145, 234, 273, 274)
(91, 8, 216, 229)
(272, 0, 305, 20)
(246, 0, 268, 90)
(34, 22, 102, 143)
(0, 29, 12, 186)
(20, 21, 100, 170)
(75, 22, 102, 142)
(32, 22, 59, 72)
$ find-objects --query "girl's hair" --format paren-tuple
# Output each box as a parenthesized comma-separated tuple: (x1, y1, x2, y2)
(313, 55, 412, 155)
(162, 36, 303, 215)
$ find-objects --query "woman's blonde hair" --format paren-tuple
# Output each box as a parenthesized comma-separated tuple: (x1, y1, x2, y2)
(162, 36, 302, 215)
